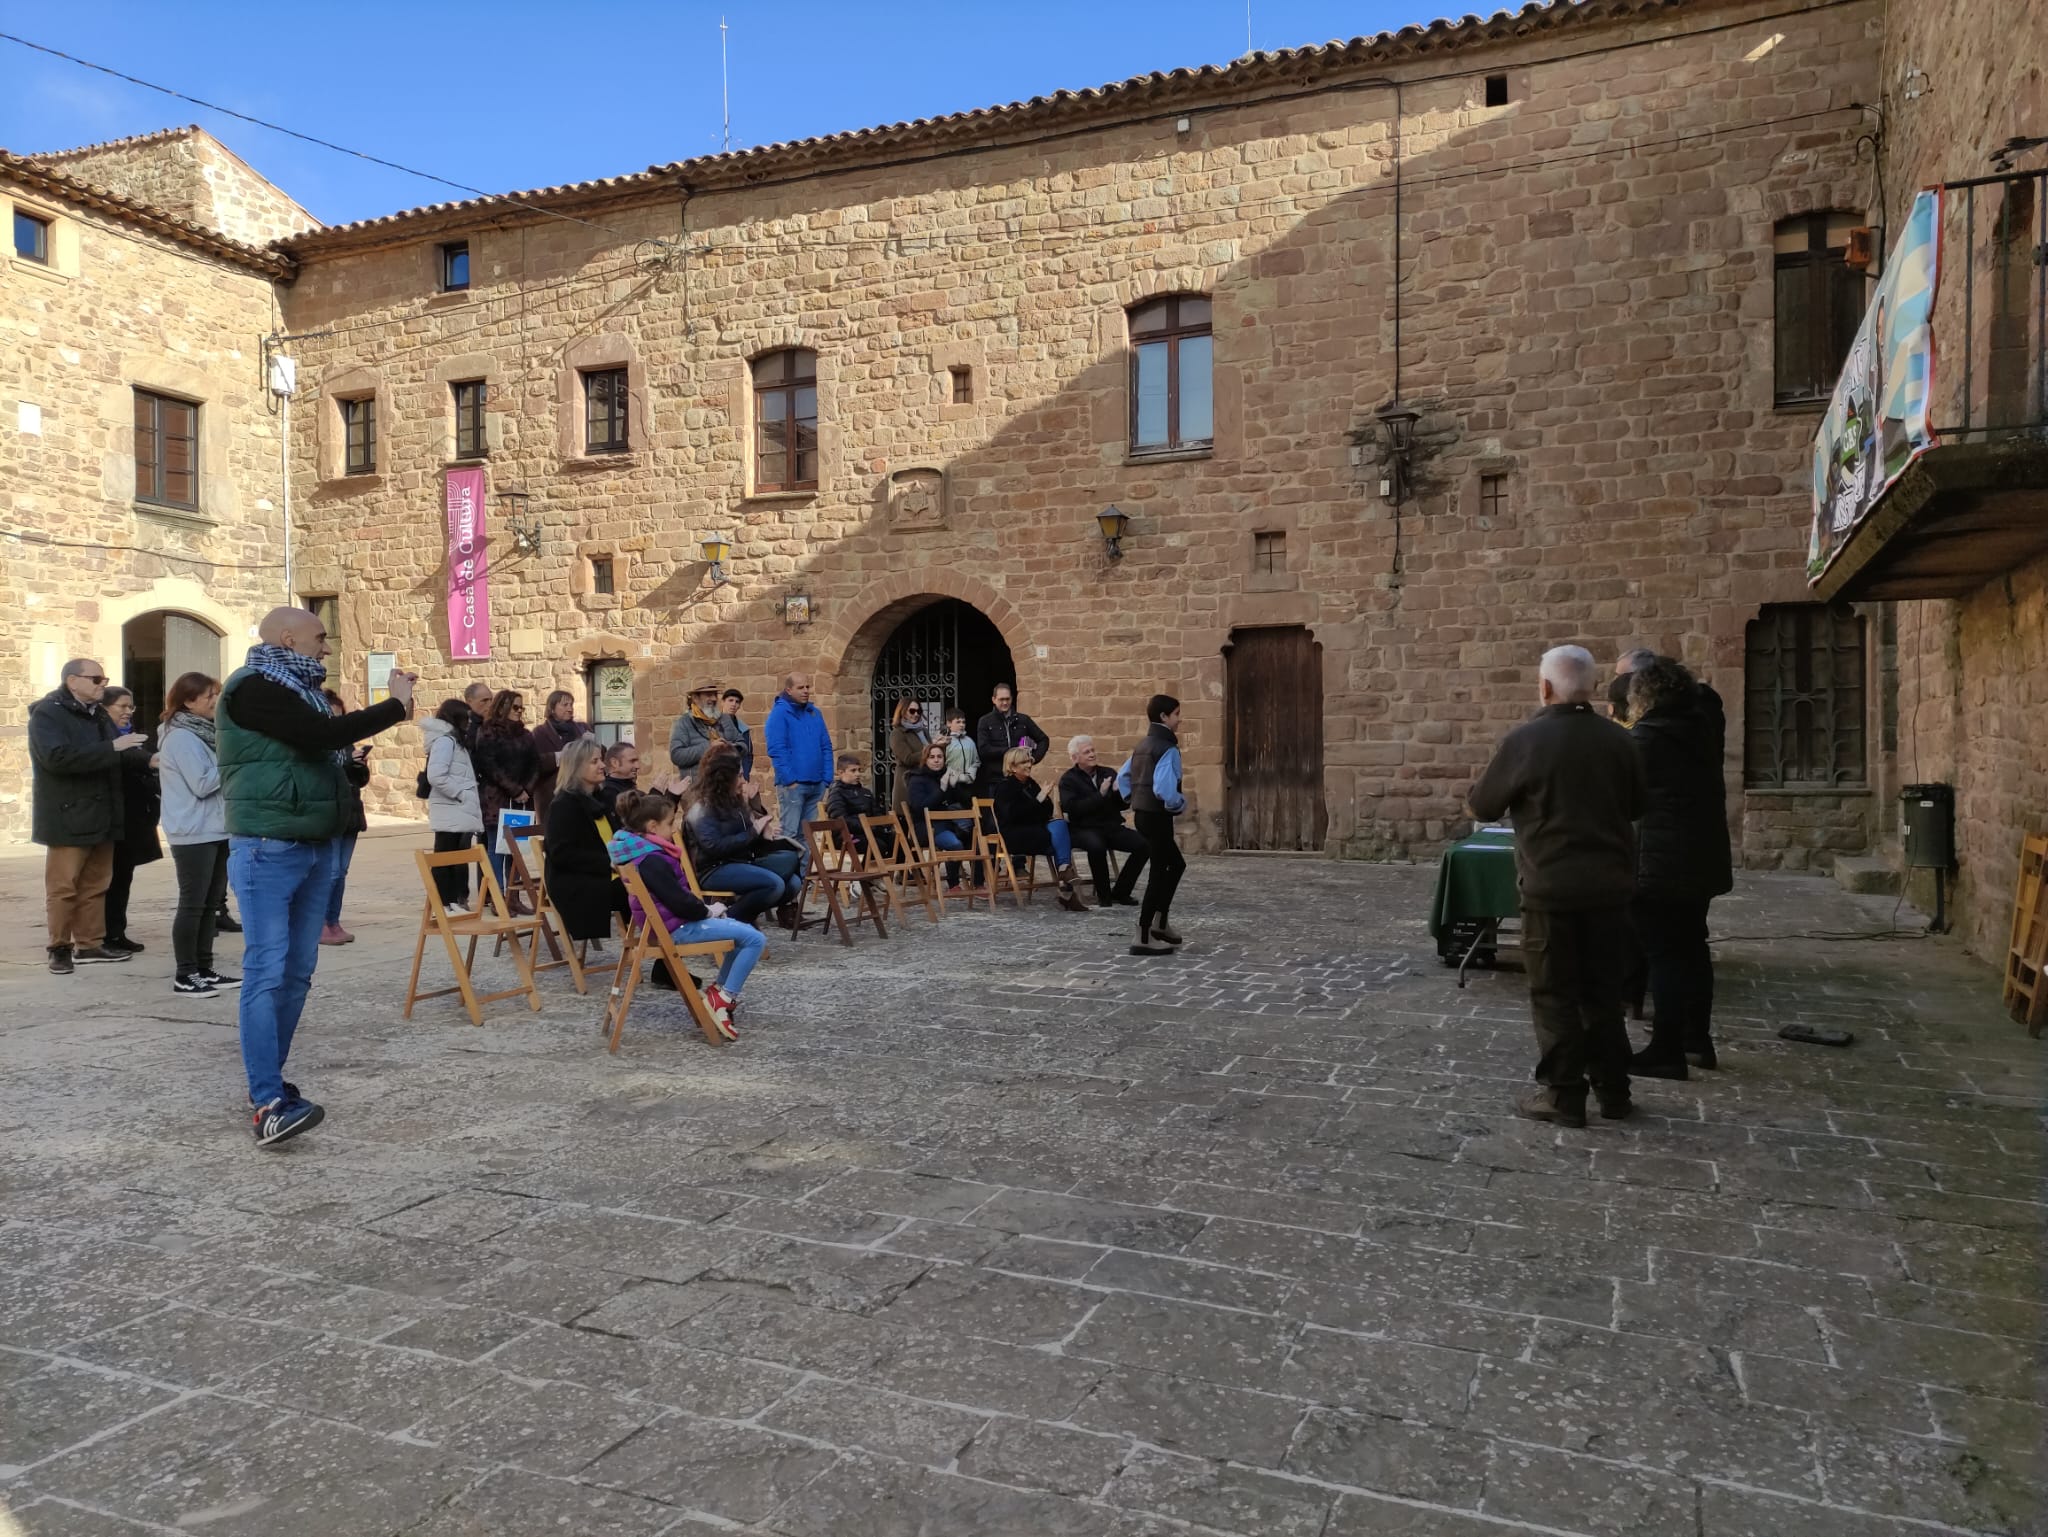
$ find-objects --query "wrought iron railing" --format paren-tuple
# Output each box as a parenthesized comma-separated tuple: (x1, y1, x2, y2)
(1931, 168, 2048, 438)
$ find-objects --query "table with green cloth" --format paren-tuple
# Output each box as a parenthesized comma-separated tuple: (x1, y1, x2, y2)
(1428, 826, 1519, 967)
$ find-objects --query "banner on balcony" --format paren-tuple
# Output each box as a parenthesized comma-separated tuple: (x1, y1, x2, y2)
(1808, 189, 1943, 580)
(445, 465, 490, 659)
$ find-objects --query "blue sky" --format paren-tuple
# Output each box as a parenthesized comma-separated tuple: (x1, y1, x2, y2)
(1, 1, 1428, 226)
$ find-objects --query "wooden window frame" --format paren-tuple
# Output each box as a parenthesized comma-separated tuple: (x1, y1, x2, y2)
(440, 240, 470, 292)
(1128, 294, 1214, 455)
(133, 388, 199, 510)
(948, 365, 974, 405)
(752, 349, 820, 493)
(1479, 474, 1507, 520)
(583, 368, 630, 454)
(341, 396, 377, 476)
(1743, 605, 1868, 789)
(1252, 531, 1286, 575)
(14, 209, 50, 265)
(452, 379, 488, 461)
(1774, 212, 1865, 407)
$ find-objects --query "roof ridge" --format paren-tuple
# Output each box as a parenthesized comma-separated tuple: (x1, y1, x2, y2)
(28, 122, 204, 161)
(0, 146, 293, 277)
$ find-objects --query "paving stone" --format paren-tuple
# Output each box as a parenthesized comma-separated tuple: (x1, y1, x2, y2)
(1826, 1311, 2044, 1399)
(1613, 1279, 1828, 1361)
(762, 1453, 1128, 1537)
(1298, 1283, 1535, 1358)
(1101, 1446, 1334, 1536)
(584, 1416, 836, 1521)
(956, 1417, 1131, 1497)
(484, 1209, 746, 1284)
(971, 1191, 1207, 1253)
(871, 1218, 1012, 1264)
(0, 1364, 176, 1475)
(391, 1467, 677, 1536)
(1700, 1484, 1996, 1537)
(1324, 1495, 1535, 1535)
(668, 1295, 910, 1377)
(718, 1197, 906, 1246)
(376, 1306, 537, 1362)
(443, 1258, 633, 1323)
(1072, 1368, 1305, 1465)
(1067, 1290, 1297, 1388)
(879, 1264, 1098, 1345)
(60, 1304, 313, 1390)
(1285, 1407, 1490, 1507)
(0, 1271, 165, 1355)
(234, 1336, 493, 1435)
(817, 1169, 1006, 1221)
(411, 1377, 663, 1477)
(487, 1322, 799, 1416)
(6, 1498, 168, 1535)
(1479, 1441, 1698, 1536)
(567, 1278, 730, 1338)
(1738, 1353, 1937, 1436)
(1815, 1428, 2043, 1532)
(760, 1379, 988, 1466)
(871, 1331, 1106, 1420)
(1278, 1329, 1479, 1424)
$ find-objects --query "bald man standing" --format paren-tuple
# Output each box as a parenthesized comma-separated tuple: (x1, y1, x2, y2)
(219, 607, 415, 1147)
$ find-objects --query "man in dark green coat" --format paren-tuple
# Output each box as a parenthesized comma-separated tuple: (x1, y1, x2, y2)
(29, 658, 151, 972)
(220, 607, 415, 1148)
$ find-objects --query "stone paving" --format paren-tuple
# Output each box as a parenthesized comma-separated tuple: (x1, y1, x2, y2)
(1, 831, 2043, 1536)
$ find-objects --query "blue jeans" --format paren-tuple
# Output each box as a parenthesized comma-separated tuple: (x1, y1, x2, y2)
(702, 861, 787, 923)
(229, 836, 337, 1109)
(930, 826, 966, 884)
(325, 834, 358, 925)
(671, 917, 765, 995)
(1048, 820, 1074, 869)
(777, 781, 825, 841)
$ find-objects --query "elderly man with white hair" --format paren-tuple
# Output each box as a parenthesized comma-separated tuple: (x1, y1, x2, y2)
(1059, 733, 1148, 908)
(1468, 644, 1647, 1128)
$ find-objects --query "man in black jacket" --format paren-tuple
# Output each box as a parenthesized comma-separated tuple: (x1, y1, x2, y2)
(1059, 734, 1146, 907)
(974, 684, 1048, 796)
(1468, 645, 1647, 1127)
(29, 658, 152, 972)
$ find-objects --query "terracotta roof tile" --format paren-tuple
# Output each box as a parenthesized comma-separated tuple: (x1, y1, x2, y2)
(0, 146, 294, 277)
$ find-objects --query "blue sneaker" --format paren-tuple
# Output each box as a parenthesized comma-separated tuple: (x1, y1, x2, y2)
(252, 1097, 323, 1147)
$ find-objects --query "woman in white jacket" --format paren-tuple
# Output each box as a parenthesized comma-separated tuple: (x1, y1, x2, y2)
(422, 700, 484, 910)
(157, 672, 237, 998)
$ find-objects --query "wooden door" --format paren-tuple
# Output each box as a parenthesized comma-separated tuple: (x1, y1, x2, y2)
(1224, 626, 1327, 851)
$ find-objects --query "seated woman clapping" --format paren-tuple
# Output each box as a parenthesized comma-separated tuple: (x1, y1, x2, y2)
(606, 791, 763, 1034)
(682, 743, 804, 928)
(906, 739, 972, 889)
(991, 747, 1087, 912)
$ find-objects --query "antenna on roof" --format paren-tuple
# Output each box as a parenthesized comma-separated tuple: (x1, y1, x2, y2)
(1246, 0, 1253, 57)
(720, 16, 731, 153)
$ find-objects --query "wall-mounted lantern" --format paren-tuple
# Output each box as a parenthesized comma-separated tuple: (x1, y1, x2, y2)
(1373, 401, 1422, 502)
(1097, 505, 1131, 560)
(498, 489, 541, 555)
(698, 532, 733, 585)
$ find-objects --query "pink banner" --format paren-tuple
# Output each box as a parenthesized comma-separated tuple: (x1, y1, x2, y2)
(444, 466, 490, 659)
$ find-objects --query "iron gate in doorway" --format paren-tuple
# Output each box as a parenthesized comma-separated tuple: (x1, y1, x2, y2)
(867, 599, 1017, 803)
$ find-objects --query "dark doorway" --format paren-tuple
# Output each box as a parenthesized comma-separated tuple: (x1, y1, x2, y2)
(1224, 626, 1327, 851)
(869, 599, 1015, 802)
(122, 611, 223, 742)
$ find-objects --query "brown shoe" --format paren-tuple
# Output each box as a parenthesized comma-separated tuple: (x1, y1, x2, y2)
(1517, 1086, 1587, 1129)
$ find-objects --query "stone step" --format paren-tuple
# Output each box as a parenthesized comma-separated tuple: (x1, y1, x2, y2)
(1833, 855, 1901, 895)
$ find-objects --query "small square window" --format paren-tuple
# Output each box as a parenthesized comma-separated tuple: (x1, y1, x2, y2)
(341, 397, 377, 476)
(1484, 74, 1509, 107)
(948, 365, 974, 404)
(440, 241, 470, 291)
(1480, 474, 1507, 519)
(590, 556, 615, 595)
(453, 379, 488, 460)
(1253, 530, 1286, 575)
(14, 210, 51, 265)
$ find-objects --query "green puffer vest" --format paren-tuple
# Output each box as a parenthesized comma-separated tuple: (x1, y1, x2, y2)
(218, 666, 343, 841)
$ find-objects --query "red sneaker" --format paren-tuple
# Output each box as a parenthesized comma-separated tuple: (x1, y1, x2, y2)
(703, 984, 740, 1041)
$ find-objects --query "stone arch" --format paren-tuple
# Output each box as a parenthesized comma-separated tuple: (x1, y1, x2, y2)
(93, 579, 245, 677)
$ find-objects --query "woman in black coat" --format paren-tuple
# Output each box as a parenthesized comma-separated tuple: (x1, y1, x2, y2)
(474, 690, 542, 907)
(1626, 659, 1734, 1077)
(543, 737, 626, 944)
(990, 748, 1086, 912)
(100, 687, 162, 953)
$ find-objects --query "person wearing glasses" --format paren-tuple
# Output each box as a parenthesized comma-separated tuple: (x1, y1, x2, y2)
(29, 658, 152, 972)
(887, 698, 930, 809)
(473, 689, 541, 906)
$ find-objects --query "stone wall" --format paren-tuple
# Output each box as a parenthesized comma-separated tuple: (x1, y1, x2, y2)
(0, 169, 288, 838)
(35, 128, 318, 246)
(278, 0, 1882, 857)
(1878, 0, 2048, 954)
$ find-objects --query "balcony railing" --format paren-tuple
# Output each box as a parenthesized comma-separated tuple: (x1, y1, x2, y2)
(1808, 169, 2048, 600)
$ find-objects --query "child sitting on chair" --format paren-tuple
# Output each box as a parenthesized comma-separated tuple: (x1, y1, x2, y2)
(606, 791, 765, 1036)
(825, 752, 891, 859)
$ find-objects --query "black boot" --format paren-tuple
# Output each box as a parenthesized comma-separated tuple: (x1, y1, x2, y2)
(1629, 1047, 1689, 1081)
(1130, 923, 1173, 956)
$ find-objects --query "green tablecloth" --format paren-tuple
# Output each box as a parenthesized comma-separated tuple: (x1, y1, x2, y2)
(1427, 827, 1519, 942)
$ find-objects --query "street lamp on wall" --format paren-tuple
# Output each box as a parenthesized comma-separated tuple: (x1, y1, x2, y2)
(1097, 505, 1131, 560)
(698, 532, 733, 585)
(1373, 401, 1422, 503)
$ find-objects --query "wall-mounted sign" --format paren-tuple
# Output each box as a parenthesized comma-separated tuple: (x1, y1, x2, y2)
(445, 465, 491, 658)
(784, 593, 812, 628)
(1809, 189, 1943, 581)
(590, 659, 635, 724)
(366, 651, 397, 705)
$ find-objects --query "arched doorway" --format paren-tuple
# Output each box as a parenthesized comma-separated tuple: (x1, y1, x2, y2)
(121, 610, 224, 737)
(869, 599, 1015, 801)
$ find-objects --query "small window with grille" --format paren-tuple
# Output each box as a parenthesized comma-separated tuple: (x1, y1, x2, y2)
(590, 556, 615, 595)
(1480, 474, 1507, 519)
(1743, 604, 1867, 787)
(1252, 531, 1286, 575)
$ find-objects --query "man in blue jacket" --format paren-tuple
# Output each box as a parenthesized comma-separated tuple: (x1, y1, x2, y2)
(765, 672, 833, 839)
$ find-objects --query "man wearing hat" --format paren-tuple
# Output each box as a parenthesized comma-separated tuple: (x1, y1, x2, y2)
(667, 680, 724, 781)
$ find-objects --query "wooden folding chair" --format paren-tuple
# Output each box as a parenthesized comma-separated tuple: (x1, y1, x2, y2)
(972, 797, 1028, 908)
(798, 818, 888, 945)
(2004, 833, 2048, 1037)
(493, 827, 588, 995)
(925, 808, 995, 912)
(600, 863, 738, 1052)
(404, 847, 546, 1026)
(674, 839, 739, 904)
(861, 810, 942, 924)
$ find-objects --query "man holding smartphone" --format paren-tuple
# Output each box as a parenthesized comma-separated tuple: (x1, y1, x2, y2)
(218, 607, 416, 1148)
(29, 658, 152, 973)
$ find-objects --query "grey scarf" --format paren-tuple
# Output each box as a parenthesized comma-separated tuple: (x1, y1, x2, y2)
(168, 710, 217, 752)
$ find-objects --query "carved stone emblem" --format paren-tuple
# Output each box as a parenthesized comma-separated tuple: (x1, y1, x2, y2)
(889, 466, 947, 531)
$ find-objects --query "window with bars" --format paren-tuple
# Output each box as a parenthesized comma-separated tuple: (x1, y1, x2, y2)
(583, 368, 629, 453)
(590, 556, 615, 595)
(1129, 294, 1214, 453)
(752, 349, 819, 492)
(15, 209, 50, 264)
(1743, 605, 1867, 788)
(1479, 474, 1507, 519)
(949, 365, 973, 404)
(453, 379, 487, 460)
(1774, 212, 1866, 406)
(1252, 531, 1286, 574)
(440, 241, 470, 291)
(133, 389, 198, 509)
(341, 397, 377, 475)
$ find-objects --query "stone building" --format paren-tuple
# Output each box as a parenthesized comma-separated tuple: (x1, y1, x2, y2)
(3, 0, 2042, 957)
(0, 134, 296, 835)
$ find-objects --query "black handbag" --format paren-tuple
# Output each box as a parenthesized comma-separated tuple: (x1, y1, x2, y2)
(416, 766, 432, 799)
